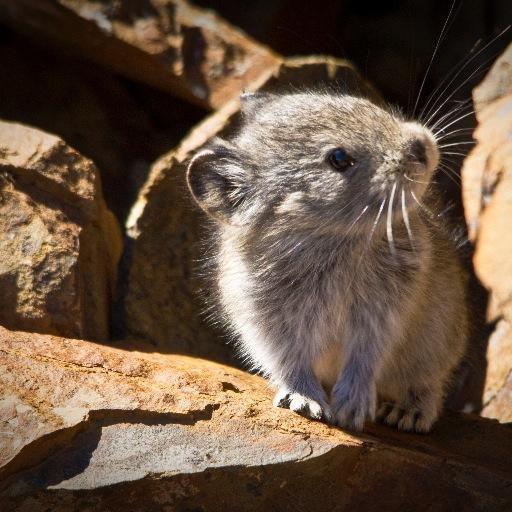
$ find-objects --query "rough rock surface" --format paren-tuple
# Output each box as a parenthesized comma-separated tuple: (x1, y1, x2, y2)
(0, 121, 121, 341)
(483, 320, 512, 422)
(120, 56, 378, 363)
(0, 0, 280, 110)
(0, 326, 511, 511)
(462, 43, 512, 422)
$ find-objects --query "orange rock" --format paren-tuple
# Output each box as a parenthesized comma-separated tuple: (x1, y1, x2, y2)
(462, 43, 512, 423)
(482, 319, 512, 422)
(1, 326, 511, 510)
(0, 0, 280, 109)
(0, 121, 121, 340)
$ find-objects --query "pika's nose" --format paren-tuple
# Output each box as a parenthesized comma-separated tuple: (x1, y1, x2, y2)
(403, 121, 439, 172)
(409, 139, 427, 166)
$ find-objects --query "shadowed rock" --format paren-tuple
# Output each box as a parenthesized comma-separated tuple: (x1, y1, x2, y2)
(0, 0, 280, 110)
(0, 121, 121, 340)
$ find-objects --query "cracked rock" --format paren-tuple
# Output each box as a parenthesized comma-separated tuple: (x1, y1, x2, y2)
(462, 43, 512, 422)
(1, 326, 512, 510)
(0, 121, 122, 340)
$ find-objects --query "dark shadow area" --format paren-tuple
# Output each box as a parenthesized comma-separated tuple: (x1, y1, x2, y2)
(0, 404, 220, 494)
(0, 26, 205, 224)
(197, 0, 511, 109)
(3, 411, 512, 511)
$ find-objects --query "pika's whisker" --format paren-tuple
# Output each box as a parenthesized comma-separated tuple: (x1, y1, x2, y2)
(430, 107, 472, 138)
(435, 127, 473, 140)
(347, 205, 370, 233)
(439, 141, 475, 149)
(387, 182, 398, 256)
(437, 164, 461, 188)
(422, 25, 511, 122)
(348, 196, 386, 293)
(424, 80, 473, 128)
(438, 161, 461, 176)
(423, 54, 497, 127)
(410, 189, 438, 220)
(429, 101, 473, 132)
(431, 108, 475, 133)
(412, 0, 458, 116)
(370, 196, 387, 242)
(404, 173, 431, 185)
(401, 187, 415, 251)
(440, 151, 468, 157)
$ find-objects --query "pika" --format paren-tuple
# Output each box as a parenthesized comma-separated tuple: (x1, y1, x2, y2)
(186, 90, 468, 433)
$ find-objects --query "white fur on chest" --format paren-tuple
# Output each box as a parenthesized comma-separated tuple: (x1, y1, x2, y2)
(217, 227, 414, 393)
(218, 229, 352, 378)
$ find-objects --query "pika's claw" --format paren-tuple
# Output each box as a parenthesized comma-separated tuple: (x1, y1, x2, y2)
(376, 401, 438, 433)
(331, 383, 376, 432)
(274, 389, 333, 422)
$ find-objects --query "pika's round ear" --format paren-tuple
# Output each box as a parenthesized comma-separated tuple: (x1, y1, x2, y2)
(186, 146, 247, 225)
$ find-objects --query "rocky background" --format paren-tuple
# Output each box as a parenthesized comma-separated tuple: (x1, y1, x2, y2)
(0, 1, 511, 510)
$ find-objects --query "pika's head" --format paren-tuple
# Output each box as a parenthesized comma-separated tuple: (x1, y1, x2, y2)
(187, 91, 439, 233)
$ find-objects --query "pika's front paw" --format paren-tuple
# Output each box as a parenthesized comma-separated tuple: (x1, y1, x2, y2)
(273, 389, 333, 422)
(331, 386, 376, 432)
(376, 402, 437, 433)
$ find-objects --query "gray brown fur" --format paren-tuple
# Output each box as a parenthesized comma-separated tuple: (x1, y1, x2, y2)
(187, 91, 468, 432)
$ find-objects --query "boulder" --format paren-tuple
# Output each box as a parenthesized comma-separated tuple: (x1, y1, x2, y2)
(1, 326, 511, 511)
(120, 56, 378, 364)
(0, 121, 122, 341)
(0, 0, 280, 110)
(482, 319, 512, 422)
(462, 43, 512, 422)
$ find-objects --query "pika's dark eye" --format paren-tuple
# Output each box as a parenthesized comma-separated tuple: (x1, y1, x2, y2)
(328, 148, 355, 171)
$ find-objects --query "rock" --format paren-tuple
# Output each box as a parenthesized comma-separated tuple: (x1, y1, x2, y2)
(0, 121, 122, 341)
(0, 0, 280, 110)
(120, 56, 378, 363)
(120, 100, 239, 364)
(473, 43, 512, 113)
(461, 43, 512, 422)
(1, 326, 511, 510)
(482, 319, 512, 422)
